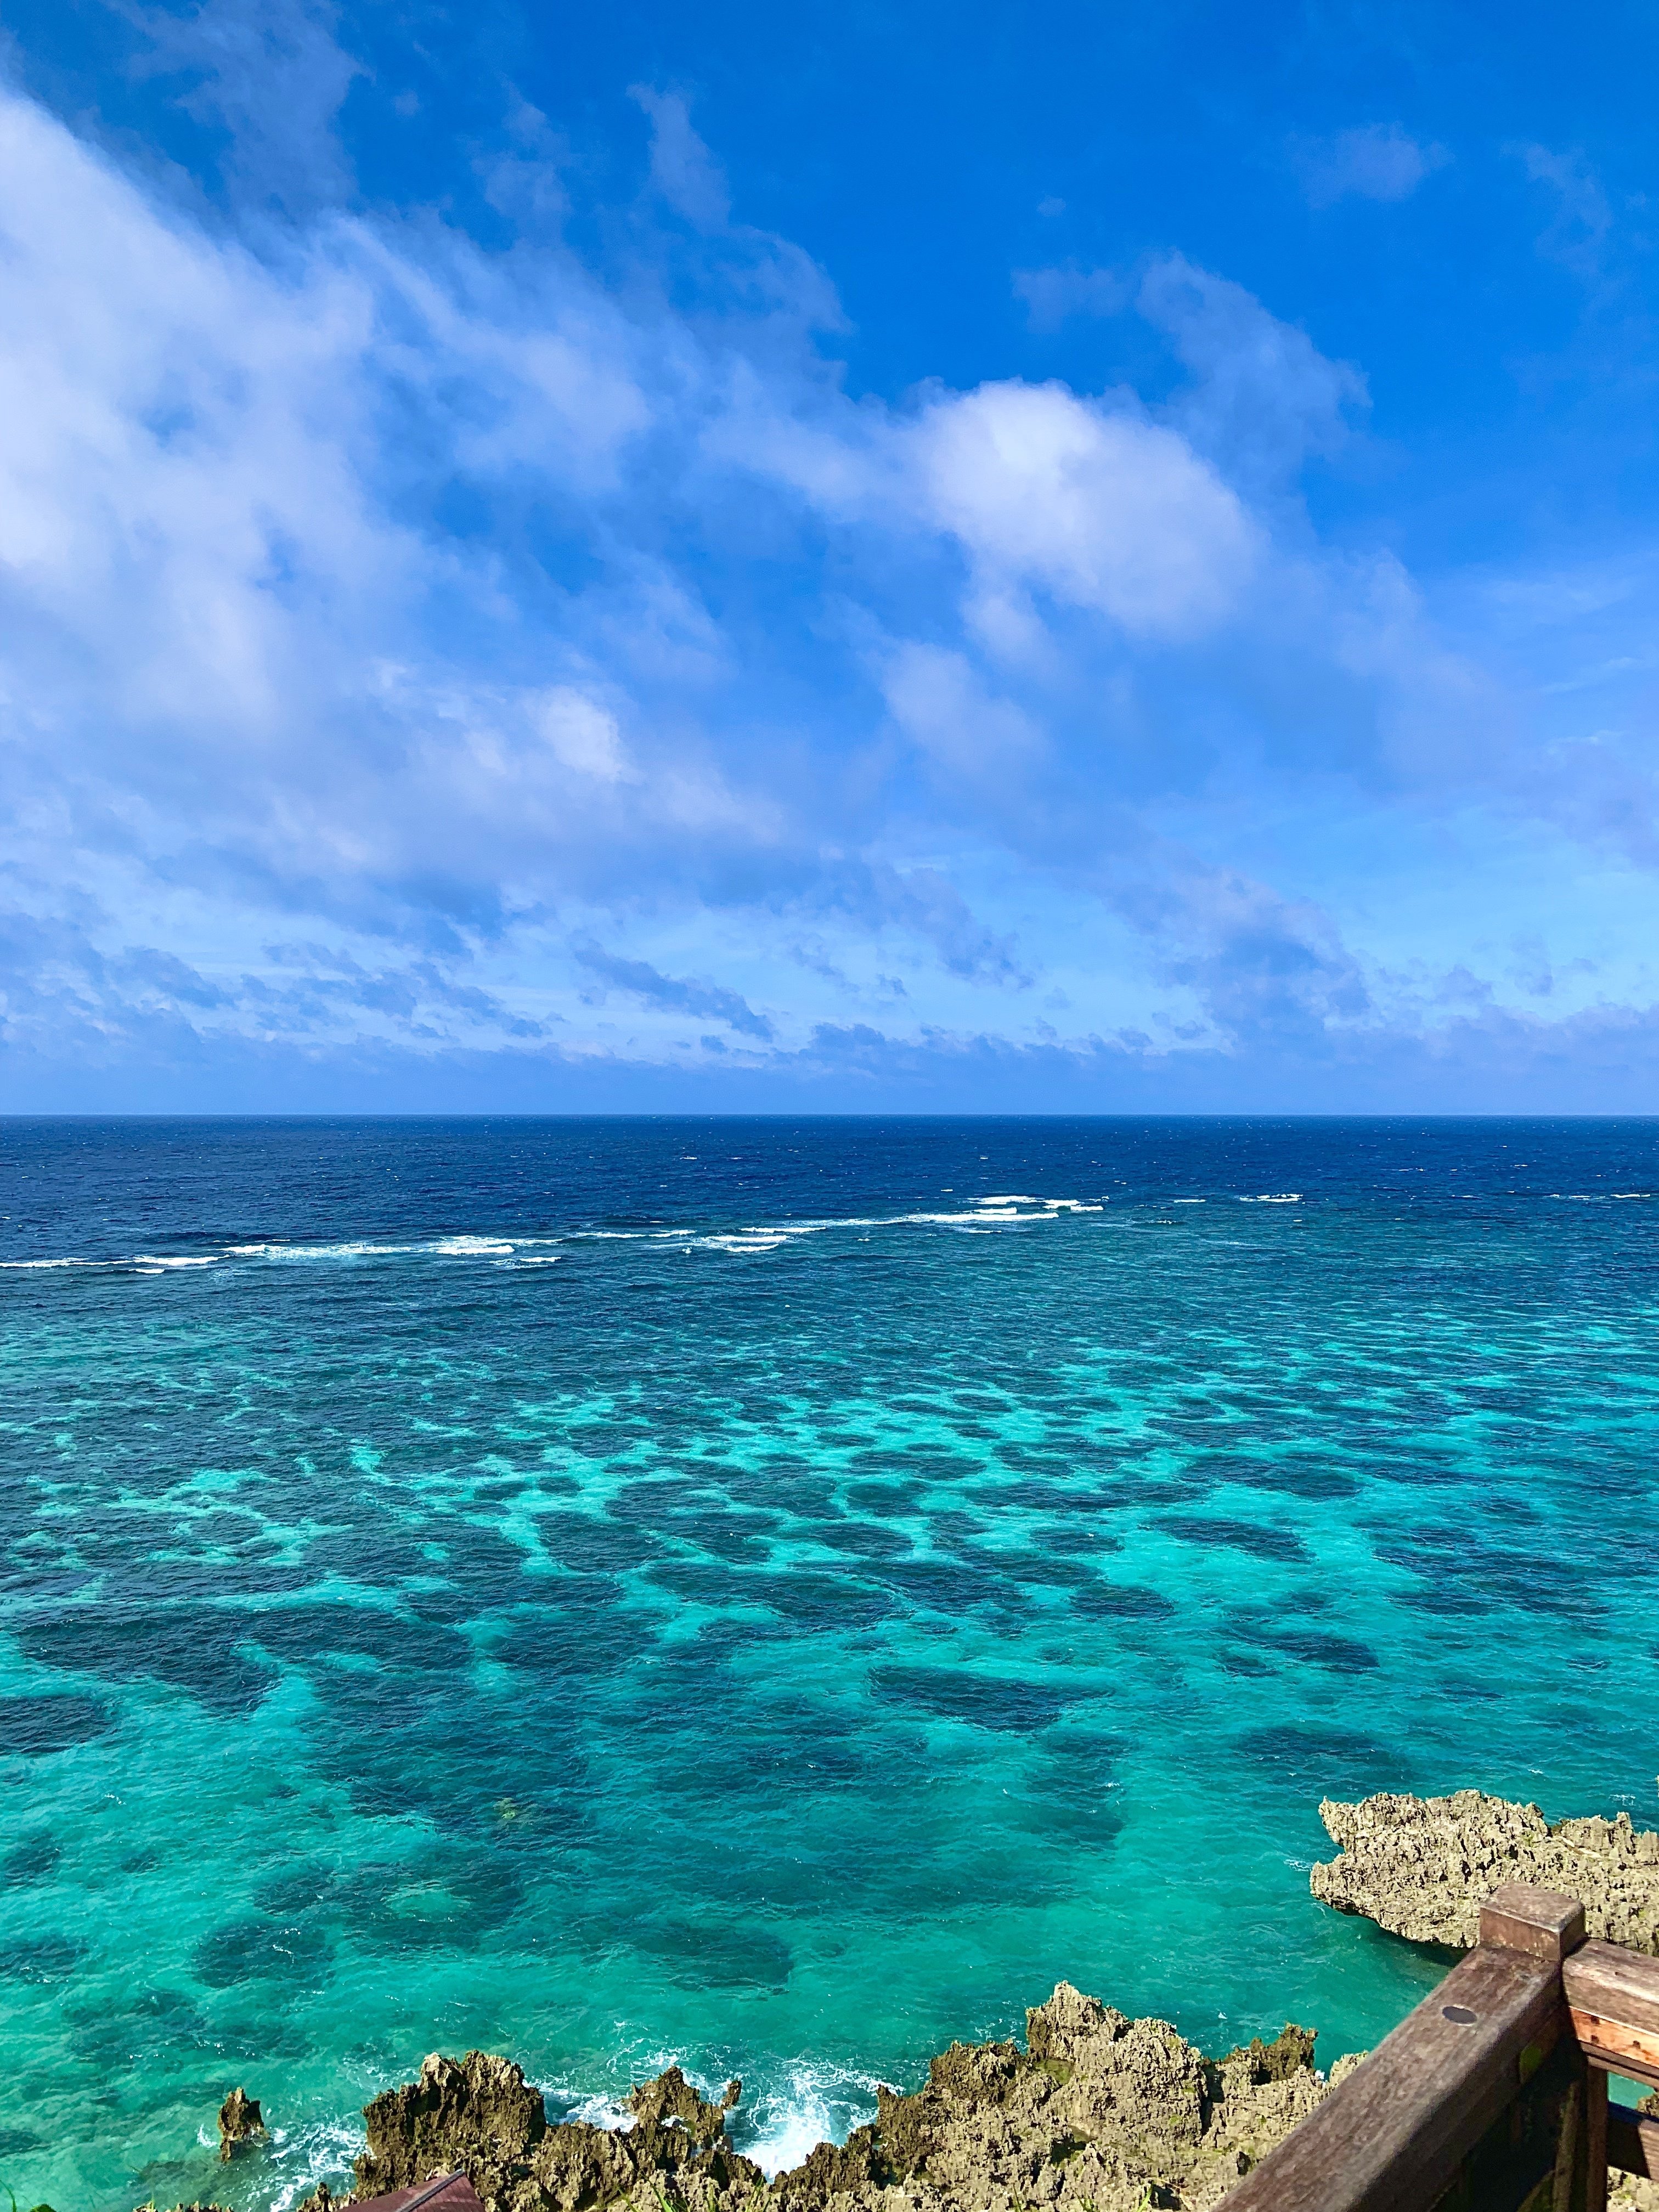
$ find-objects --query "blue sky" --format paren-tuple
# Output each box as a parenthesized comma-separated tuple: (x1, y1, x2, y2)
(1, 0, 1656, 1110)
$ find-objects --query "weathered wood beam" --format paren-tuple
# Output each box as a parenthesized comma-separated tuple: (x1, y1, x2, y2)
(1221, 1885, 1588, 2211)
(1607, 2108, 1659, 2180)
(1564, 1942, 1659, 2090)
(1219, 1942, 1566, 2210)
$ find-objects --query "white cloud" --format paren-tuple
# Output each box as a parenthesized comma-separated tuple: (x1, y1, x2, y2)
(135, 0, 364, 215)
(1295, 125, 1449, 207)
(910, 379, 1258, 639)
(0, 76, 674, 905)
(878, 643, 1045, 780)
(529, 688, 633, 782)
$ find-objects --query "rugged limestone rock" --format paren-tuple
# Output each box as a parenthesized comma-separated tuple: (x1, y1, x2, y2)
(354, 2051, 760, 2212)
(1310, 1789, 1659, 1951)
(770, 1985, 1359, 2212)
(343, 1988, 1358, 2212)
(218, 2086, 268, 2162)
(355, 2051, 548, 2202)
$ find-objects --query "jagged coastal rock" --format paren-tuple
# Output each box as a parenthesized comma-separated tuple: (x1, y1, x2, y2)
(218, 2087, 268, 2162)
(315, 1986, 1362, 2212)
(351, 2055, 751, 2210)
(1310, 1788, 1659, 1951)
(764, 1993, 1356, 2212)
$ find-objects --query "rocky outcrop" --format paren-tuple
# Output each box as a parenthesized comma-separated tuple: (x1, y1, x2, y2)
(1310, 1790, 1659, 1951)
(340, 1988, 1359, 2212)
(768, 1987, 1358, 2212)
(218, 2086, 267, 2162)
(354, 2051, 549, 2202)
(353, 2052, 758, 2212)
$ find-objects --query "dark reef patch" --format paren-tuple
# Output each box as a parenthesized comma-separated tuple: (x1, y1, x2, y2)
(634, 1914, 794, 1989)
(1235, 1722, 1404, 1799)
(809, 1520, 915, 1560)
(1372, 1530, 1604, 1623)
(842, 1479, 923, 1515)
(0, 1690, 114, 1754)
(1159, 1516, 1311, 1565)
(687, 1527, 775, 1566)
(1026, 1521, 1123, 1555)
(244, 1600, 472, 1674)
(1224, 1460, 1359, 1503)
(64, 1983, 209, 2072)
(644, 1559, 759, 1605)
(874, 1559, 1016, 1616)
(1268, 1629, 1380, 1673)
(488, 1601, 647, 1676)
(995, 1550, 1100, 1588)
(334, 1854, 530, 1950)
(871, 1664, 1075, 1731)
(540, 1513, 665, 1575)
(13, 1610, 274, 1714)
(193, 1915, 332, 1990)
(0, 1933, 83, 1980)
(1, 1831, 62, 1884)
(762, 1570, 895, 1628)
(1069, 1583, 1175, 1621)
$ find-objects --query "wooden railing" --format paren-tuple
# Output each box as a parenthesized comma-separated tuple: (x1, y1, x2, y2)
(1223, 1884, 1659, 2211)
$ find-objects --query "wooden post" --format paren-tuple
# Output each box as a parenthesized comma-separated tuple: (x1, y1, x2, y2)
(1479, 1885, 1596, 2212)
(1479, 1885, 1587, 1966)
(1607, 2106, 1659, 2179)
(1582, 2067, 1609, 2212)
(1550, 2075, 1581, 2212)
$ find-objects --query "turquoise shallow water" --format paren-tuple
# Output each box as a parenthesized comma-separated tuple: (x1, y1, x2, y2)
(2, 1117, 1657, 2210)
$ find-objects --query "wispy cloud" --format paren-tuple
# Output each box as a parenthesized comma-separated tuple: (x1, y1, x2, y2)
(573, 943, 774, 1040)
(629, 86, 732, 228)
(1012, 262, 1124, 331)
(1518, 144, 1616, 280)
(1294, 125, 1449, 207)
(131, 0, 364, 215)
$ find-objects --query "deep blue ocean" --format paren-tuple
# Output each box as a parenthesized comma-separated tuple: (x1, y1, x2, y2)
(3, 1118, 1657, 2211)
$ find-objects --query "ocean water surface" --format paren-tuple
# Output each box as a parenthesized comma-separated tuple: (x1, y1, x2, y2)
(2, 1116, 1656, 2210)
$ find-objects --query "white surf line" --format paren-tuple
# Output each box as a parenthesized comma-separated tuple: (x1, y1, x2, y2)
(4, 1200, 1110, 1274)
(674, 1194, 1107, 1251)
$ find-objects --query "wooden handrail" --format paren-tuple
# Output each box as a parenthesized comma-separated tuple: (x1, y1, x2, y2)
(1221, 1880, 1659, 2208)
(1222, 1884, 1587, 2211)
